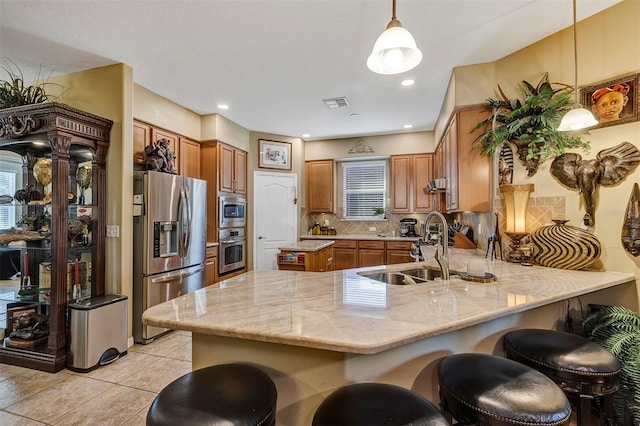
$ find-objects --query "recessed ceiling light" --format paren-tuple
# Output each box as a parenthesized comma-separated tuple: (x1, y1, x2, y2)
(217, 104, 229, 110)
(302, 134, 310, 138)
(401, 79, 415, 87)
(350, 113, 359, 118)
(403, 124, 413, 129)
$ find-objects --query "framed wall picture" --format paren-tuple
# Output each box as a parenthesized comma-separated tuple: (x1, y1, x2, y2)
(581, 73, 639, 128)
(259, 139, 292, 170)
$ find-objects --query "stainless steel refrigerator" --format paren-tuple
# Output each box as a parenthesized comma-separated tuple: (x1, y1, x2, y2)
(133, 171, 207, 344)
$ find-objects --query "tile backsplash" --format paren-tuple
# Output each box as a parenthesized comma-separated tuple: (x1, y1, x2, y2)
(303, 196, 566, 256)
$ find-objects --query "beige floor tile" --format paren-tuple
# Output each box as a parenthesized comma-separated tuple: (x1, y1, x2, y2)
(164, 340, 192, 362)
(120, 405, 150, 426)
(5, 374, 115, 424)
(129, 332, 191, 357)
(50, 384, 156, 426)
(68, 351, 164, 384)
(0, 410, 46, 425)
(118, 357, 192, 393)
(0, 369, 73, 409)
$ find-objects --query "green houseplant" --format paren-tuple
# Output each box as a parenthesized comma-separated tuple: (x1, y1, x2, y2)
(473, 73, 590, 176)
(583, 306, 640, 425)
(0, 58, 59, 109)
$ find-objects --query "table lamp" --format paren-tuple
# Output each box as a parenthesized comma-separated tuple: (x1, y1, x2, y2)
(500, 184, 534, 263)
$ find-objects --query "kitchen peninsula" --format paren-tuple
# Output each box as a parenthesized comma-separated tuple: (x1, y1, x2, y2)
(143, 248, 637, 425)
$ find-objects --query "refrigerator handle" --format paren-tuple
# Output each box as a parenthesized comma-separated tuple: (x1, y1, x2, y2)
(178, 186, 188, 257)
(183, 184, 192, 254)
(149, 265, 204, 284)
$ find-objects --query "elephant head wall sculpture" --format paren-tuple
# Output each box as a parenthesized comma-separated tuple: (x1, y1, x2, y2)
(550, 141, 640, 226)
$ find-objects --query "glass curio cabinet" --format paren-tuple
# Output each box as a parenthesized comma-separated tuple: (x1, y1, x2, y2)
(0, 103, 112, 372)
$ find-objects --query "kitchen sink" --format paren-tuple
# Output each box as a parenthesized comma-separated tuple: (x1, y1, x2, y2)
(358, 266, 458, 285)
(358, 271, 429, 285)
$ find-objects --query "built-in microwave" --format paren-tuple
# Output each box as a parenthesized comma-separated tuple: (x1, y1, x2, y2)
(219, 196, 246, 228)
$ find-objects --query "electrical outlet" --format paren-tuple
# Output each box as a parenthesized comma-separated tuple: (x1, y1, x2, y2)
(369, 227, 376, 232)
(106, 225, 119, 238)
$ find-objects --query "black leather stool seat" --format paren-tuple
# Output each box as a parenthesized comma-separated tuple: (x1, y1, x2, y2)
(312, 383, 449, 426)
(146, 363, 277, 426)
(504, 328, 621, 425)
(438, 353, 571, 426)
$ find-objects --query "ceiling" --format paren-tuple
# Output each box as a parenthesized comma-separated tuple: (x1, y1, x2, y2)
(0, 0, 621, 141)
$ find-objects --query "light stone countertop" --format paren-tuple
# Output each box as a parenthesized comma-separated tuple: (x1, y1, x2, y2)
(143, 247, 636, 355)
(278, 240, 335, 252)
(301, 234, 421, 242)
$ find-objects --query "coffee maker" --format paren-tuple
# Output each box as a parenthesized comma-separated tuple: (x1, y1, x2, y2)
(399, 218, 419, 237)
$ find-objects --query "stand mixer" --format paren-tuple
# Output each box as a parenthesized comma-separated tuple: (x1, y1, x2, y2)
(399, 218, 419, 237)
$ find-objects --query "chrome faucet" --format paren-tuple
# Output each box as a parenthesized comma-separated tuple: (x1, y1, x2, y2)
(423, 212, 450, 280)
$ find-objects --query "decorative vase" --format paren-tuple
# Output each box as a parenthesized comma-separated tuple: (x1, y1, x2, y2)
(530, 220, 601, 270)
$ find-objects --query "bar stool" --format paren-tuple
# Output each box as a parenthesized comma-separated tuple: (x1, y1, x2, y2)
(438, 353, 571, 425)
(312, 382, 449, 426)
(504, 328, 620, 426)
(146, 363, 277, 426)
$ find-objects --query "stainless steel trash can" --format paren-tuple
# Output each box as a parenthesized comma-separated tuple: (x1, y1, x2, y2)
(68, 294, 128, 372)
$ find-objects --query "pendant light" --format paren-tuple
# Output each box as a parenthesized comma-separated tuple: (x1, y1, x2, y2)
(558, 0, 598, 131)
(367, 0, 422, 75)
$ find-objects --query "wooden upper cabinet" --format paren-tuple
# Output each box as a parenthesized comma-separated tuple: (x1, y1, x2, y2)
(218, 142, 246, 194)
(306, 160, 335, 213)
(179, 137, 201, 178)
(390, 154, 433, 213)
(133, 120, 151, 166)
(390, 156, 411, 213)
(413, 154, 433, 212)
(440, 105, 491, 213)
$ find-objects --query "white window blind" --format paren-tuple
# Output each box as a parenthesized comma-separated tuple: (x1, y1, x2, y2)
(0, 170, 16, 229)
(341, 160, 386, 219)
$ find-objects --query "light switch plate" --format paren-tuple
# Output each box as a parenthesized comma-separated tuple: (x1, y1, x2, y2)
(106, 225, 119, 238)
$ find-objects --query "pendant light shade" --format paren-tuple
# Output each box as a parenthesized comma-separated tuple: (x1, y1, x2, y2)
(367, 0, 422, 75)
(558, 0, 598, 131)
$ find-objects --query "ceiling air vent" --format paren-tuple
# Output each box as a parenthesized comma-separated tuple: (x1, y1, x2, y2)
(323, 97, 350, 109)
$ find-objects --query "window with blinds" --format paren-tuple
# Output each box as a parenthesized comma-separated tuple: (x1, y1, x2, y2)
(341, 160, 386, 219)
(0, 169, 16, 229)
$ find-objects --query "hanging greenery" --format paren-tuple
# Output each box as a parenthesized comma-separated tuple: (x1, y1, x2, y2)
(473, 73, 590, 176)
(0, 58, 61, 109)
(583, 306, 640, 425)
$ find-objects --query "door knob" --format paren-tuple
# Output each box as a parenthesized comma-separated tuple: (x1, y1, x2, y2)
(257, 235, 265, 239)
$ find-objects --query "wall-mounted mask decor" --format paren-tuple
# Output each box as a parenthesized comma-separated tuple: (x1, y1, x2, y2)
(622, 183, 640, 257)
(550, 142, 640, 226)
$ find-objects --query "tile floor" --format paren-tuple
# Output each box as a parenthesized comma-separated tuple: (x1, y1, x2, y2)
(0, 330, 192, 425)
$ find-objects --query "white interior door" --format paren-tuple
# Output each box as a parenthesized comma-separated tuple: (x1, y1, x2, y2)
(254, 172, 297, 270)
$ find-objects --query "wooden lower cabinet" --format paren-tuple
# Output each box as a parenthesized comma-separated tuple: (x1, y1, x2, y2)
(385, 240, 414, 265)
(205, 245, 218, 285)
(278, 246, 334, 272)
(333, 240, 357, 270)
(357, 240, 385, 267)
(305, 238, 418, 270)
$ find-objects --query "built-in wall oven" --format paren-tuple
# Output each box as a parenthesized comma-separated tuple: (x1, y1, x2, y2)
(219, 196, 246, 228)
(219, 227, 246, 275)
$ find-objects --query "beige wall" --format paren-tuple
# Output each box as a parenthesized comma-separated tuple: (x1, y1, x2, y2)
(442, 0, 640, 276)
(247, 132, 304, 271)
(202, 114, 250, 151)
(48, 63, 135, 335)
(133, 84, 201, 140)
(305, 132, 435, 161)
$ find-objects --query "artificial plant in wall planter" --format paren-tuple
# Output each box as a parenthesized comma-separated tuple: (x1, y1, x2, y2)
(473, 73, 590, 176)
